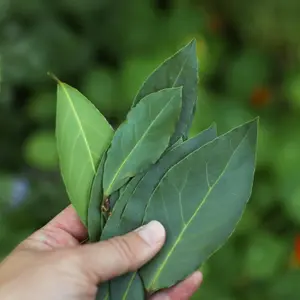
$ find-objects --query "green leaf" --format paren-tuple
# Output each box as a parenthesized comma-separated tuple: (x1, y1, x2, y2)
(109, 189, 121, 212)
(169, 137, 184, 151)
(100, 125, 217, 299)
(94, 175, 144, 300)
(95, 282, 109, 300)
(140, 119, 258, 292)
(110, 272, 145, 300)
(101, 174, 145, 240)
(88, 152, 106, 242)
(116, 124, 218, 236)
(103, 87, 182, 197)
(102, 124, 217, 240)
(133, 39, 198, 144)
(56, 81, 113, 225)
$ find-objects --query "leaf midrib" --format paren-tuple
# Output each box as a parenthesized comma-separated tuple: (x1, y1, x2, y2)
(115, 127, 216, 294)
(172, 55, 189, 88)
(60, 83, 96, 173)
(105, 94, 177, 196)
(147, 128, 251, 290)
(122, 273, 136, 300)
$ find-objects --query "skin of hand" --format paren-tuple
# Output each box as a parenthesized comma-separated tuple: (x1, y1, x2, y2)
(0, 205, 202, 300)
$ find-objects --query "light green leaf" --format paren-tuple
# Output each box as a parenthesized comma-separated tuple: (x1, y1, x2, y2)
(103, 87, 182, 197)
(133, 39, 198, 144)
(140, 119, 257, 292)
(56, 81, 113, 225)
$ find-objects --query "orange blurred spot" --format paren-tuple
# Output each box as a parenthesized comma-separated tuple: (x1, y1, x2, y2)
(208, 14, 224, 33)
(289, 236, 300, 268)
(295, 236, 300, 262)
(250, 87, 271, 107)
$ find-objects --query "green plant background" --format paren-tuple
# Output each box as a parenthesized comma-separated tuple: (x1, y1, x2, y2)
(1, 0, 300, 299)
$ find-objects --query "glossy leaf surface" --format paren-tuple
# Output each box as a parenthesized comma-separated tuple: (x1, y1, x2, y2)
(56, 82, 113, 224)
(133, 39, 198, 144)
(140, 119, 258, 292)
(103, 87, 182, 197)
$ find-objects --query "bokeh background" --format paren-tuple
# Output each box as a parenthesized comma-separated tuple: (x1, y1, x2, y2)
(1, 0, 300, 299)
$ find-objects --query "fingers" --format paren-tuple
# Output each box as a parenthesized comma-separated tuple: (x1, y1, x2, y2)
(150, 271, 202, 300)
(45, 205, 87, 241)
(19, 205, 87, 251)
(78, 221, 166, 283)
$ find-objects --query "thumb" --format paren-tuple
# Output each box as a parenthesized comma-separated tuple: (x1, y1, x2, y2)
(78, 221, 166, 283)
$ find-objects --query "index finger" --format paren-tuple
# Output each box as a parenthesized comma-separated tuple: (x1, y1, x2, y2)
(45, 205, 87, 242)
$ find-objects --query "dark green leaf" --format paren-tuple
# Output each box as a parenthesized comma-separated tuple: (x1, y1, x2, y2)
(109, 189, 120, 211)
(95, 282, 110, 300)
(110, 272, 145, 300)
(56, 81, 113, 225)
(133, 39, 198, 144)
(103, 87, 182, 197)
(101, 174, 145, 241)
(140, 119, 258, 292)
(115, 124, 218, 236)
(88, 152, 106, 242)
(169, 137, 183, 151)
(100, 124, 217, 298)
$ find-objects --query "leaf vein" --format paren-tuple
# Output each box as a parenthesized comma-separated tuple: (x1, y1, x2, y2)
(105, 94, 176, 195)
(172, 56, 189, 87)
(147, 128, 251, 289)
(60, 83, 96, 173)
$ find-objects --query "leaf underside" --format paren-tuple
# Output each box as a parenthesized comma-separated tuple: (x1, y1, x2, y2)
(56, 82, 113, 225)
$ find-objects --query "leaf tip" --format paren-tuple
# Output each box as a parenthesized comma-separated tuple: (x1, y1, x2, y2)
(186, 38, 197, 52)
(47, 72, 61, 84)
(209, 122, 218, 134)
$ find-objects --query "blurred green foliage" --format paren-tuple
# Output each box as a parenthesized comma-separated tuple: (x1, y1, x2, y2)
(1, 0, 300, 298)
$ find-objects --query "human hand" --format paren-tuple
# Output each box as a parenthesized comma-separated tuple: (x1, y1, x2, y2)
(0, 205, 202, 300)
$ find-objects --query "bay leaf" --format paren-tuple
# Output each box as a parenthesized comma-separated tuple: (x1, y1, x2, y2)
(56, 81, 113, 225)
(88, 152, 106, 242)
(100, 124, 217, 299)
(116, 124, 218, 236)
(109, 189, 120, 211)
(110, 272, 145, 300)
(139, 119, 258, 292)
(101, 174, 144, 241)
(103, 87, 182, 197)
(169, 137, 183, 151)
(95, 282, 110, 300)
(133, 39, 198, 145)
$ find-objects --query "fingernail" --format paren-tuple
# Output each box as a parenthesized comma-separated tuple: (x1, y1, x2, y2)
(150, 292, 169, 300)
(191, 271, 203, 286)
(136, 221, 165, 247)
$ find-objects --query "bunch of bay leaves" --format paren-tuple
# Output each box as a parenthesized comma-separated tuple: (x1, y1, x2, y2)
(54, 39, 258, 300)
